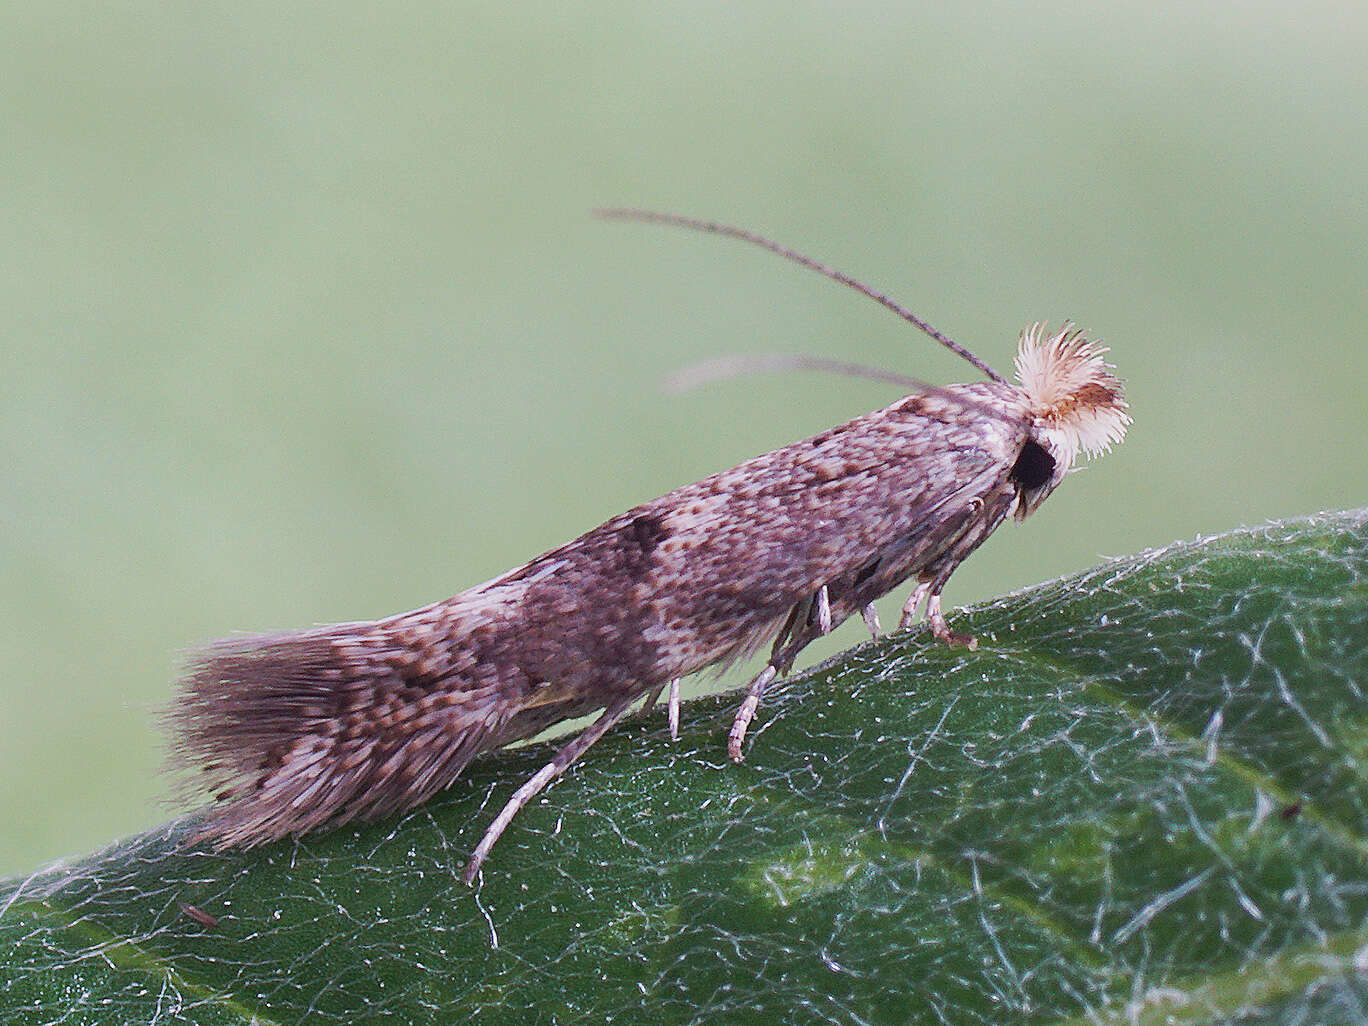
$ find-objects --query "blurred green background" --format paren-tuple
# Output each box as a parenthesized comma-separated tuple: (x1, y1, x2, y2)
(2, 2, 1365, 876)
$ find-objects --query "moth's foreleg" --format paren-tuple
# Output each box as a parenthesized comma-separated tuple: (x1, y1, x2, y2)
(925, 591, 977, 649)
(899, 579, 977, 649)
(464, 690, 639, 884)
(898, 580, 933, 631)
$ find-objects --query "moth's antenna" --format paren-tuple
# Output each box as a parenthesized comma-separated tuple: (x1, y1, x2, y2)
(595, 207, 1009, 385)
(663, 351, 1019, 424)
(664, 354, 933, 395)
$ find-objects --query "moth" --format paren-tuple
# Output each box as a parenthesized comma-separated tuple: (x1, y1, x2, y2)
(171, 209, 1129, 883)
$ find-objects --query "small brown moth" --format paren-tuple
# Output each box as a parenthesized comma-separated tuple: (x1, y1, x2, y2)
(171, 210, 1129, 883)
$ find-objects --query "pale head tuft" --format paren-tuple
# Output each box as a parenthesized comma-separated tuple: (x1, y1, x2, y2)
(1014, 323, 1130, 463)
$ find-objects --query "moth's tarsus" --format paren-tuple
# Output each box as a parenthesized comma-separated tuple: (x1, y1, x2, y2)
(169, 216, 1130, 880)
(728, 664, 779, 762)
(641, 674, 684, 741)
(924, 593, 979, 650)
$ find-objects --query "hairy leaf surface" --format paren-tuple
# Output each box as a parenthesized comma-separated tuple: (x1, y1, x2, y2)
(4, 509, 1367, 1025)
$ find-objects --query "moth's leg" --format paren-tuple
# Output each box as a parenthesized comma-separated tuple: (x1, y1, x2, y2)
(898, 580, 933, 630)
(643, 677, 683, 738)
(814, 584, 832, 636)
(464, 691, 637, 884)
(861, 602, 881, 639)
(728, 586, 831, 762)
(900, 577, 976, 647)
(667, 678, 681, 740)
(728, 663, 778, 762)
(924, 590, 978, 649)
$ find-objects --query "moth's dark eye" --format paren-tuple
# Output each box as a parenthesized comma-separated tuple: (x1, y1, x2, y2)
(1010, 439, 1056, 491)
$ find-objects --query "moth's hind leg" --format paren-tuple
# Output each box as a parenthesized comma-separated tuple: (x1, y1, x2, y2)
(728, 584, 834, 762)
(464, 690, 639, 884)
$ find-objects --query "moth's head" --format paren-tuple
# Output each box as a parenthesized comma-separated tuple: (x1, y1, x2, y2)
(1010, 323, 1130, 519)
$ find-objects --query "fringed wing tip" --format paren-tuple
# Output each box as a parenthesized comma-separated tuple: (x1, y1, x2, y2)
(165, 623, 514, 851)
(163, 633, 328, 849)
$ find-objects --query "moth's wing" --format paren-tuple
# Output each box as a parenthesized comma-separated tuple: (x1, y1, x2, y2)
(173, 602, 526, 847)
(504, 383, 1031, 681)
(172, 384, 1030, 848)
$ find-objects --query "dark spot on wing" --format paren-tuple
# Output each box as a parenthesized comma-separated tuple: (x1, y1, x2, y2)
(630, 513, 669, 555)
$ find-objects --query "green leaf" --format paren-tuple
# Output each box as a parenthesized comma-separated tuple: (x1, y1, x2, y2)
(4, 509, 1367, 1025)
